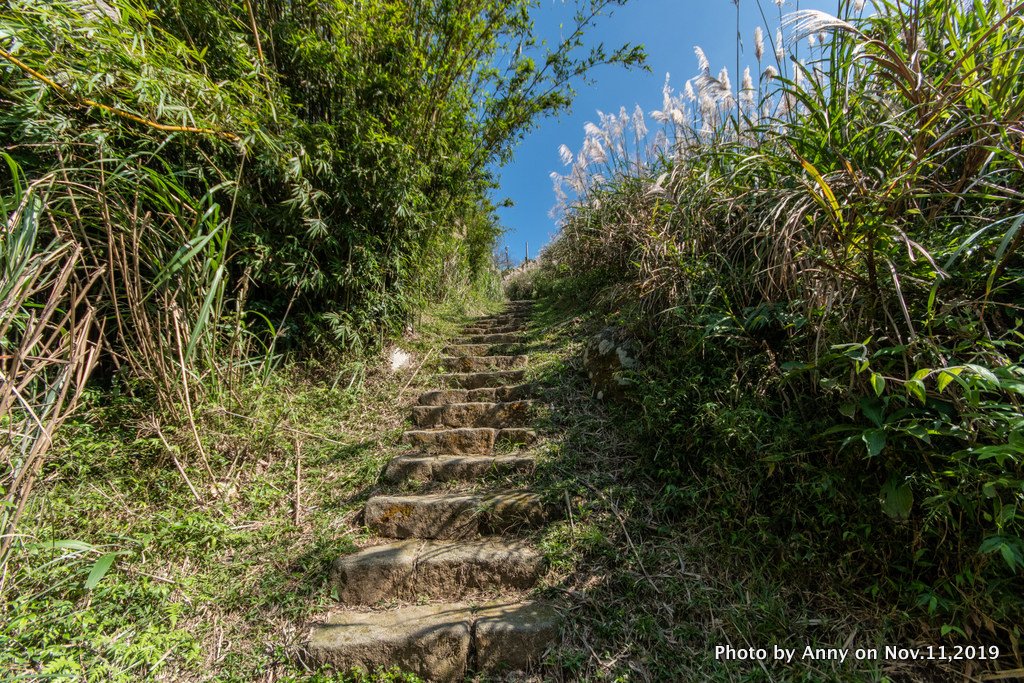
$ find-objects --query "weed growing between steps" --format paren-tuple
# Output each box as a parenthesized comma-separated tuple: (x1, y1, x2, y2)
(0, 299, 495, 682)
(519, 297, 977, 682)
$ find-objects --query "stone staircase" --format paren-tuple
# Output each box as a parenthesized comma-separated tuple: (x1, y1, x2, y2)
(306, 300, 558, 681)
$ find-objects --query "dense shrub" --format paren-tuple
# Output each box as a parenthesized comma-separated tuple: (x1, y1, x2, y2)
(534, 0, 1024, 646)
(0, 0, 642, 563)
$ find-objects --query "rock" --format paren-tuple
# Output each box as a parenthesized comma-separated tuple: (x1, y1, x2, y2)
(364, 493, 479, 539)
(441, 355, 528, 373)
(363, 491, 549, 539)
(435, 370, 526, 389)
(411, 401, 535, 429)
(402, 427, 537, 454)
(383, 454, 535, 484)
(330, 539, 545, 605)
(307, 603, 472, 681)
(306, 600, 557, 681)
(474, 600, 560, 671)
(582, 327, 639, 400)
(403, 427, 497, 454)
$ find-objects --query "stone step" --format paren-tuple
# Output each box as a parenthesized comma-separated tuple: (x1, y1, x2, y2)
(443, 342, 522, 357)
(465, 312, 529, 324)
(307, 600, 558, 682)
(441, 355, 528, 373)
(461, 327, 524, 338)
(330, 539, 544, 605)
(364, 490, 548, 539)
(411, 401, 534, 429)
(462, 319, 526, 331)
(460, 332, 524, 345)
(417, 384, 533, 406)
(403, 426, 537, 454)
(383, 453, 536, 484)
(433, 370, 526, 389)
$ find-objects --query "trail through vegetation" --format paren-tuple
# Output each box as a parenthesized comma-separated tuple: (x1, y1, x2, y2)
(3, 0, 1024, 680)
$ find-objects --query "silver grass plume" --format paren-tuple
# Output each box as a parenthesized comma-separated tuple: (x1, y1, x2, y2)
(558, 144, 573, 166)
(694, 45, 711, 73)
(550, 171, 567, 204)
(763, 65, 778, 80)
(652, 130, 668, 154)
(754, 27, 765, 61)
(782, 10, 858, 45)
(855, 0, 866, 11)
(775, 29, 785, 61)
(651, 74, 673, 123)
(684, 79, 696, 101)
(633, 104, 647, 138)
(741, 67, 755, 109)
(584, 137, 607, 165)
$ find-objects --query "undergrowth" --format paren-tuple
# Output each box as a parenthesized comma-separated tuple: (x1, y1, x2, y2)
(523, 0, 1024, 676)
(526, 296, 1007, 682)
(0, 297, 490, 681)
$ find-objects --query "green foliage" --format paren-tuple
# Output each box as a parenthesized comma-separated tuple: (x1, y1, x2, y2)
(534, 0, 1024, 653)
(0, 0, 642, 574)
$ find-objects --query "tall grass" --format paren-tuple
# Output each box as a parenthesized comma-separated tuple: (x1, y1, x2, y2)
(538, 0, 1024, 648)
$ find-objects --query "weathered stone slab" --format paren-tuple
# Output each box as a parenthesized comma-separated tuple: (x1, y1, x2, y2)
(461, 324, 524, 335)
(403, 427, 497, 454)
(461, 332, 524, 345)
(329, 540, 419, 604)
(418, 388, 470, 406)
(383, 454, 535, 484)
(481, 491, 548, 533)
(467, 384, 533, 403)
(364, 493, 479, 539)
(443, 343, 492, 357)
(473, 601, 560, 672)
(441, 355, 528, 373)
(416, 540, 544, 597)
(411, 401, 534, 429)
(402, 427, 537, 454)
(307, 603, 472, 682)
(364, 491, 547, 539)
(435, 370, 526, 389)
(330, 539, 545, 605)
(418, 385, 532, 405)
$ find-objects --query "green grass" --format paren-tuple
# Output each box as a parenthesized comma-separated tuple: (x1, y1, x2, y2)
(519, 296, 980, 682)
(0, 297, 493, 682)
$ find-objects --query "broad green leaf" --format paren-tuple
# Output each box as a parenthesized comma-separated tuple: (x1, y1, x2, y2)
(869, 372, 886, 397)
(863, 429, 886, 457)
(880, 476, 913, 520)
(937, 367, 963, 392)
(860, 397, 884, 427)
(905, 379, 926, 404)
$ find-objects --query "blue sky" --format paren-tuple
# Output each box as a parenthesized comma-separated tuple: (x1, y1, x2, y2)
(492, 0, 834, 264)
